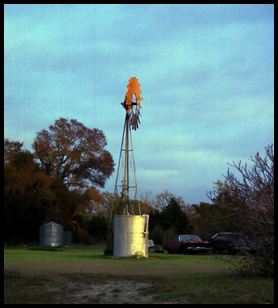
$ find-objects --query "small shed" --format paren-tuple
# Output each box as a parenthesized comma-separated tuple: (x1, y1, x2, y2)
(39, 221, 63, 247)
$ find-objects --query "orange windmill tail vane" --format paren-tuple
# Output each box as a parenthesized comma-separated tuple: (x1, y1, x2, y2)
(125, 77, 143, 107)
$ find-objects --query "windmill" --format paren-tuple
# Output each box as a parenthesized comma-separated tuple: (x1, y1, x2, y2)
(114, 77, 143, 215)
(109, 77, 149, 258)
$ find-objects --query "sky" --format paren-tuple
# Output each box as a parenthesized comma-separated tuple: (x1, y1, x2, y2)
(4, 4, 274, 204)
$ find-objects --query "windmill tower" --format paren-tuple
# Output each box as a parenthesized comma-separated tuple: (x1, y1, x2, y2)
(112, 77, 149, 258)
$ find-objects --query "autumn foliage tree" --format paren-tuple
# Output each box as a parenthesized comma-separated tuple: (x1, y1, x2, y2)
(4, 119, 115, 244)
(4, 139, 54, 242)
(33, 118, 114, 189)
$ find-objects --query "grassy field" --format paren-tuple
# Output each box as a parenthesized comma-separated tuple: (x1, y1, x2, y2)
(4, 245, 274, 304)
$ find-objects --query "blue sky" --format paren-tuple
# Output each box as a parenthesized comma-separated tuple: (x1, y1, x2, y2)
(4, 4, 274, 204)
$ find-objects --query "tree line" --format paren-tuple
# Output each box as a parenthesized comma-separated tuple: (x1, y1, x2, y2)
(4, 118, 273, 277)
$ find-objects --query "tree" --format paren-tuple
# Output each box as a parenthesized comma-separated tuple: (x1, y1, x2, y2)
(161, 198, 190, 234)
(33, 118, 114, 189)
(190, 203, 219, 239)
(52, 184, 95, 243)
(149, 197, 191, 244)
(209, 144, 274, 277)
(87, 215, 109, 242)
(4, 140, 54, 243)
(153, 190, 189, 212)
(4, 135, 113, 244)
(4, 139, 24, 164)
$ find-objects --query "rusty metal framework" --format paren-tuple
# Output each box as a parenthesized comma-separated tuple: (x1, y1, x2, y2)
(114, 78, 142, 215)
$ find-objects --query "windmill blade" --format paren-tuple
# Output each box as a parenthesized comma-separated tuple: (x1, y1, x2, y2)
(130, 114, 136, 130)
(130, 110, 141, 130)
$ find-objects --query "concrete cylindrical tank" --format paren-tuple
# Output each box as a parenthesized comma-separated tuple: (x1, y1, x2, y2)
(39, 221, 63, 247)
(113, 214, 149, 257)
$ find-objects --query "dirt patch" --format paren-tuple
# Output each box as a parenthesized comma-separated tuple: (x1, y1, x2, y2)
(5, 271, 175, 304)
(47, 277, 154, 304)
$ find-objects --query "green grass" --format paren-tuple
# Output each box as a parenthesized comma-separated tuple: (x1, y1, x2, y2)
(4, 245, 105, 262)
(146, 272, 274, 304)
(4, 245, 274, 304)
(4, 245, 225, 262)
(4, 245, 227, 266)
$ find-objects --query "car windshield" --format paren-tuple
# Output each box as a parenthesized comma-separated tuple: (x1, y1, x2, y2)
(179, 235, 201, 241)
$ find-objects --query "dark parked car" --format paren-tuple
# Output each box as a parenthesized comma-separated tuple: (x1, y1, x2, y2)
(209, 232, 259, 254)
(164, 234, 212, 254)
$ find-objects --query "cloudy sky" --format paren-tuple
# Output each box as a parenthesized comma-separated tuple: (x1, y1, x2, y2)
(4, 4, 274, 204)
